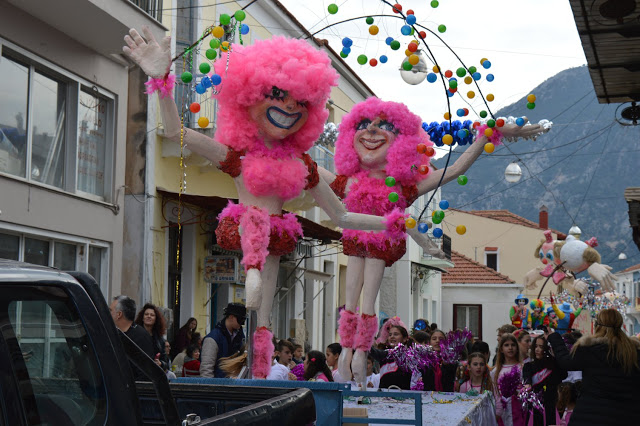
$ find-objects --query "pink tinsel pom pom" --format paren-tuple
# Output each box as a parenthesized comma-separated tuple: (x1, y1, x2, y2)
(252, 327, 274, 379)
(476, 124, 504, 146)
(383, 208, 408, 240)
(144, 74, 176, 99)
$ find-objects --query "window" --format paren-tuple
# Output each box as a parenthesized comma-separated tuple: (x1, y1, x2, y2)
(454, 304, 482, 339)
(1, 287, 106, 424)
(0, 41, 114, 201)
(485, 248, 499, 271)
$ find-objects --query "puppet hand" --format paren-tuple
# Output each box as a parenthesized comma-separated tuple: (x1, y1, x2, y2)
(573, 279, 589, 295)
(499, 117, 552, 141)
(123, 26, 172, 78)
(588, 263, 615, 292)
(523, 267, 543, 289)
(383, 209, 408, 239)
(549, 293, 555, 304)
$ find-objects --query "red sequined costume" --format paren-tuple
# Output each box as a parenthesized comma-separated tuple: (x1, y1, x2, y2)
(215, 148, 319, 264)
(330, 173, 418, 267)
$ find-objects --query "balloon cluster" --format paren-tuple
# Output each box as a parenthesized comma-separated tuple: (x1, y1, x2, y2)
(423, 120, 474, 147)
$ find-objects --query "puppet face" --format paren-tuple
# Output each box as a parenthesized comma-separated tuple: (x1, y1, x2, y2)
(517, 299, 526, 306)
(538, 241, 558, 265)
(353, 116, 398, 171)
(248, 86, 308, 142)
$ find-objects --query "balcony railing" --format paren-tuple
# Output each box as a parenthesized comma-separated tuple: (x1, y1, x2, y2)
(129, 0, 163, 22)
(309, 145, 335, 173)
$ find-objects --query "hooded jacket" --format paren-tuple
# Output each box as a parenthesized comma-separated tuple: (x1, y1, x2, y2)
(548, 332, 640, 425)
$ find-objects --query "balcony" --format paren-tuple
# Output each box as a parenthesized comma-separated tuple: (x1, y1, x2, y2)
(129, 0, 163, 22)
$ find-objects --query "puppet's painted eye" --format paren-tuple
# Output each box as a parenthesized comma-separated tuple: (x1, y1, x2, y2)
(379, 120, 396, 132)
(546, 251, 554, 261)
(297, 100, 307, 108)
(269, 86, 286, 100)
(356, 119, 372, 130)
(539, 251, 544, 259)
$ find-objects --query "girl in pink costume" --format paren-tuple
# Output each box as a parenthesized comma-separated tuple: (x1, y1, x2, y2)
(322, 98, 547, 384)
(123, 28, 395, 378)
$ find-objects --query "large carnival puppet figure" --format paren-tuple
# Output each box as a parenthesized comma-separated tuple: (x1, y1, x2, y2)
(123, 28, 395, 378)
(321, 98, 548, 384)
(510, 294, 531, 329)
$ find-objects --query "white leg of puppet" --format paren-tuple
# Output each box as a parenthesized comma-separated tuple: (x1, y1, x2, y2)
(352, 258, 385, 386)
(338, 256, 366, 381)
(239, 207, 270, 310)
(252, 255, 279, 379)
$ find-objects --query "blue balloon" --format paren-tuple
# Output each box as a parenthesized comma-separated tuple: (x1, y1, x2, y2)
(385, 37, 394, 45)
(457, 129, 468, 139)
(483, 60, 491, 69)
(447, 90, 454, 97)
(439, 200, 449, 210)
(456, 109, 465, 117)
(449, 77, 457, 82)
(342, 37, 353, 47)
(486, 73, 494, 82)
(201, 76, 212, 88)
(342, 46, 351, 55)
(418, 223, 429, 233)
(406, 14, 416, 25)
(427, 73, 437, 83)
(380, 55, 388, 63)
(211, 74, 222, 85)
(401, 25, 412, 35)
(433, 228, 443, 238)
(472, 72, 481, 80)
(240, 24, 250, 35)
(516, 117, 525, 126)
(195, 83, 206, 94)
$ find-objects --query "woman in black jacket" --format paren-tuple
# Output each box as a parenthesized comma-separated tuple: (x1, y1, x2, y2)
(369, 324, 413, 389)
(523, 336, 567, 425)
(547, 308, 640, 425)
(135, 303, 169, 371)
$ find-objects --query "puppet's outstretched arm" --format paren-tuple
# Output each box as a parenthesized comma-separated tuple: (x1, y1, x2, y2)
(406, 226, 446, 259)
(123, 27, 228, 166)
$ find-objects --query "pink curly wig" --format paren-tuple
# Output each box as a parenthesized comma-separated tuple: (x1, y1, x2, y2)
(334, 97, 435, 186)
(376, 316, 408, 345)
(213, 36, 338, 155)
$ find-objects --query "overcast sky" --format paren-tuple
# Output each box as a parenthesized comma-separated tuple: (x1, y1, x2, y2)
(280, 0, 587, 136)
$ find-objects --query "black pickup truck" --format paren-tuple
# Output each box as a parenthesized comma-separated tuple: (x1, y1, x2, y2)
(0, 260, 315, 425)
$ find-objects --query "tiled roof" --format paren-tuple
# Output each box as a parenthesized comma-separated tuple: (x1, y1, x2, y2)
(618, 263, 640, 274)
(442, 250, 515, 284)
(450, 209, 567, 239)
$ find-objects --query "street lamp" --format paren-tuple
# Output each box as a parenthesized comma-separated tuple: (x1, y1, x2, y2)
(504, 162, 522, 183)
(399, 50, 428, 85)
(619, 253, 628, 260)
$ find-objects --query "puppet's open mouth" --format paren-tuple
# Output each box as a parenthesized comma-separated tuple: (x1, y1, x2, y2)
(359, 137, 387, 150)
(267, 107, 301, 129)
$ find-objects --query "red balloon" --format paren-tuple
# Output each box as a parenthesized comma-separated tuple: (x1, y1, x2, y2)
(418, 164, 429, 175)
(419, 31, 427, 39)
(406, 9, 414, 15)
(463, 108, 469, 116)
(189, 102, 201, 113)
(473, 121, 481, 128)
(417, 143, 427, 154)
(408, 43, 418, 52)
(369, 58, 378, 67)
(393, 3, 402, 13)
(444, 70, 453, 78)
(425, 146, 435, 157)
(448, 87, 457, 94)
(496, 118, 505, 127)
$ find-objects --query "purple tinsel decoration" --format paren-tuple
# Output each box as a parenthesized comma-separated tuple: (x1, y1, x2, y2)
(517, 385, 544, 413)
(387, 343, 439, 375)
(439, 329, 474, 364)
(411, 378, 424, 391)
(291, 363, 305, 381)
(498, 365, 521, 398)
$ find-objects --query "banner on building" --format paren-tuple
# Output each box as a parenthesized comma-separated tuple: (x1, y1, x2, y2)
(204, 256, 238, 283)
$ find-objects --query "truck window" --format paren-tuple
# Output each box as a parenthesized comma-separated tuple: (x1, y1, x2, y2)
(0, 286, 106, 425)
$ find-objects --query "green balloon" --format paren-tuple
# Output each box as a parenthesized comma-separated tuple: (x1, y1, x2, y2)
(366, 16, 374, 25)
(199, 62, 211, 74)
(181, 72, 193, 83)
(457, 175, 468, 185)
(469, 66, 477, 74)
(432, 216, 443, 225)
(431, 0, 439, 8)
(487, 119, 496, 128)
(438, 24, 446, 33)
(357, 54, 368, 65)
(527, 102, 536, 110)
(480, 110, 488, 118)
(434, 210, 445, 221)
(403, 62, 413, 71)
(456, 67, 466, 77)
(220, 13, 231, 25)
(385, 176, 396, 187)
(328, 3, 338, 14)
(210, 39, 220, 49)
(449, 80, 458, 89)
(390, 40, 401, 50)
(340, 51, 348, 58)
(388, 192, 399, 203)
(234, 10, 246, 21)
(205, 49, 217, 60)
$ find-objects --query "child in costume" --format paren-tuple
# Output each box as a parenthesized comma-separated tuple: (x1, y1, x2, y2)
(491, 334, 523, 426)
(545, 306, 559, 330)
(459, 352, 493, 394)
(510, 294, 531, 329)
(322, 98, 548, 384)
(122, 29, 399, 378)
(529, 299, 546, 329)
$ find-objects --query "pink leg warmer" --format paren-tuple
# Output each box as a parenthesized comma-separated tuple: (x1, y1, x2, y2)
(354, 314, 378, 351)
(338, 309, 358, 349)
(239, 206, 270, 271)
(252, 326, 274, 379)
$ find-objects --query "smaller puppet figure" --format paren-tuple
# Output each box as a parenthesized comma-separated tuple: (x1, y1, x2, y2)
(529, 299, 546, 329)
(551, 298, 583, 335)
(510, 294, 531, 329)
(544, 305, 559, 329)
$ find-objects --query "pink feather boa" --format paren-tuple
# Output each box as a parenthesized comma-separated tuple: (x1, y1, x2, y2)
(270, 213, 303, 239)
(476, 124, 504, 146)
(338, 309, 358, 348)
(239, 206, 270, 271)
(242, 152, 308, 200)
(144, 74, 176, 99)
(252, 327, 274, 379)
(355, 314, 379, 351)
(376, 316, 408, 345)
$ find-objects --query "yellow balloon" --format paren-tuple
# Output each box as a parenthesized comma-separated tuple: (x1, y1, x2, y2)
(198, 117, 210, 128)
(221, 41, 230, 51)
(408, 54, 420, 65)
(212, 26, 224, 38)
(484, 142, 495, 153)
(433, 65, 440, 73)
(405, 218, 417, 229)
(456, 225, 467, 235)
(443, 112, 451, 120)
(464, 76, 472, 84)
(480, 57, 488, 64)
(442, 134, 453, 145)
(527, 94, 536, 103)
(486, 93, 495, 102)
(484, 128, 494, 138)
(369, 25, 379, 35)
(405, 49, 412, 57)
(467, 91, 475, 99)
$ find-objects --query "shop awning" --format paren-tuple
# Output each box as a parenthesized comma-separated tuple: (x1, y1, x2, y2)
(157, 189, 342, 243)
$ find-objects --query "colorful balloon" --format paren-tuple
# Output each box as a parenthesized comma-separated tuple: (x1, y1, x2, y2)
(456, 225, 467, 235)
(433, 228, 443, 238)
(189, 102, 201, 113)
(198, 116, 209, 128)
(234, 10, 246, 21)
(328, 3, 339, 14)
(380, 55, 388, 63)
(389, 192, 399, 202)
(439, 200, 449, 210)
(418, 223, 429, 233)
(406, 218, 417, 229)
(457, 175, 468, 185)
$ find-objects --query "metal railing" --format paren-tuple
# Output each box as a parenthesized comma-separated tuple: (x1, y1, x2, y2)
(309, 145, 335, 173)
(128, 0, 163, 22)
